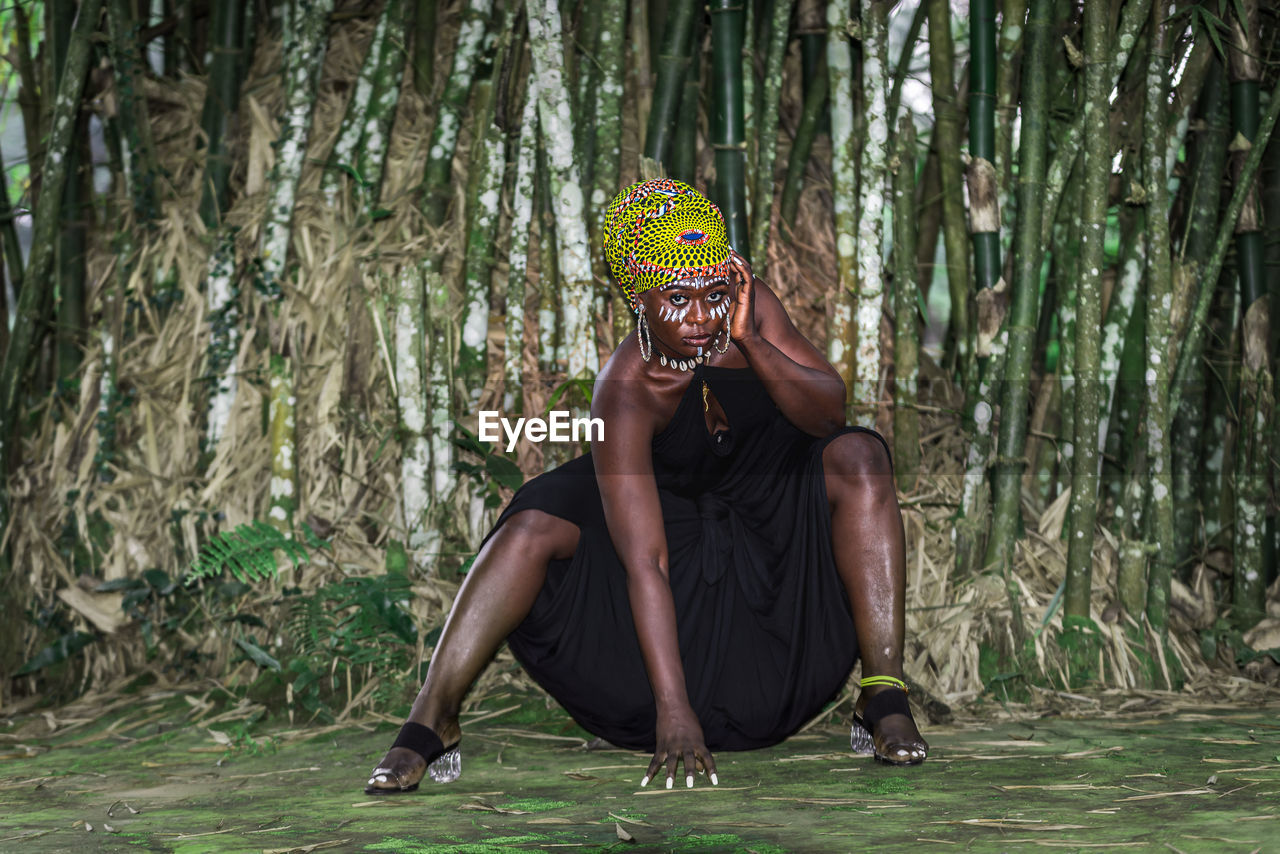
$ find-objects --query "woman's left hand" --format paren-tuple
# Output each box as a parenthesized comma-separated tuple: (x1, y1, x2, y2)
(727, 249, 758, 345)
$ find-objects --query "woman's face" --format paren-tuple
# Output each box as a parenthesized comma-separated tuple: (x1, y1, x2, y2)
(639, 274, 733, 357)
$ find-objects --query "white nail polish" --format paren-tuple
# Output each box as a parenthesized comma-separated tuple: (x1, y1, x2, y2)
(666, 777, 673, 789)
(686, 775, 693, 788)
(640, 775, 649, 787)
(711, 773, 719, 785)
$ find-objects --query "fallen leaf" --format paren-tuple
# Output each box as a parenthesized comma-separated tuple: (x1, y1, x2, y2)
(615, 822, 634, 842)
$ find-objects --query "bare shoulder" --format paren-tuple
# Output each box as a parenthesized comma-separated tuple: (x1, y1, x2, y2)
(593, 339, 661, 432)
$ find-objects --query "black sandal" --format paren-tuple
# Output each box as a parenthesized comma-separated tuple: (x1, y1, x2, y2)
(849, 676, 927, 766)
(365, 721, 461, 794)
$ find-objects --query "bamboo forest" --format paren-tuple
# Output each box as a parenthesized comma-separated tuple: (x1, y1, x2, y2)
(1, 0, 1279, 753)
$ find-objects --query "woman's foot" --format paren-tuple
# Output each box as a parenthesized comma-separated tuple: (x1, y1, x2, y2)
(852, 682, 928, 765)
(366, 718, 462, 794)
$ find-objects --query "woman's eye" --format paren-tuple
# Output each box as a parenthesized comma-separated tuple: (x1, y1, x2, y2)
(670, 295, 687, 306)
(708, 291, 726, 302)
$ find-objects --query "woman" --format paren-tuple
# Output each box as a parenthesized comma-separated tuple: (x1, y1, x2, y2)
(365, 179, 927, 794)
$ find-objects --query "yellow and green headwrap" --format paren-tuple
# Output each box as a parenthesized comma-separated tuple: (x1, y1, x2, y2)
(602, 179, 732, 313)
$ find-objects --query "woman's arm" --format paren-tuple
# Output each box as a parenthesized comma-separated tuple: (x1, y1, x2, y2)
(727, 253, 847, 436)
(591, 377, 719, 787)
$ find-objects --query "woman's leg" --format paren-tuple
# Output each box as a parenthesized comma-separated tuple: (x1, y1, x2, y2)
(367, 509, 580, 790)
(822, 431, 927, 762)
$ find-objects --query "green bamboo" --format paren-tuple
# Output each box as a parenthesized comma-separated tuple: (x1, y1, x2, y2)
(0, 147, 23, 301)
(985, 0, 1052, 641)
(1038, 0, 1151, 249)
(529, 0, 599, 379)
(994, 0, 1026, 219)
(644, 0, 700, 167)
(460, 71, 506, 407)
(412, 0, 438, 95)
(266, 354, 298, 534)
(893, 117, 920, 491)
(1141, 0, 1174, 639)
(107, 0, 162, 222)
(748, 0, 794, 270)
(422, 0, 495, 235)
(711, 0, 749, 257)
(1227, 0, 1268, 629)
(1170, 73, 1280, 417)
(0, 0, 103, 596)
(13, 3, 42, 191)
(1063, 0, 1111, 623)
(323, 0, 407, 203)
(885, 0, 926, 141)
(926, 0, 970, 378)
(670, 19, 703, 186)
(198, 0, 249, 227)
(826, 0, 859, 388)
(505, 76, 540, 410)
(852, 0, 890, 425)
(573, 0, 604, 190)
(1171, 59, 1228, 571)
(779, 52, 826, 232)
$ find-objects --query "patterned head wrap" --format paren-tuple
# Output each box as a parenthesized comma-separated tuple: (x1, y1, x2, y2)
(601, 179, 733, 312)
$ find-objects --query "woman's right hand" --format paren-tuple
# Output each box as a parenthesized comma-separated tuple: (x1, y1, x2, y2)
(642, 703, 719, 789)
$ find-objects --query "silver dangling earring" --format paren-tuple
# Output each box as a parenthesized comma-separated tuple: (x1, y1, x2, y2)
(636, 306, 653, 362)
(713, 320, 731, 354)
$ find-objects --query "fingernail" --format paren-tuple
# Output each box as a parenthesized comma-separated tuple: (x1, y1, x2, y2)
(666, 777, 673, 789)
(711, 773, 719, 785)
(686, 775, 693, 788)
(640, 775, 649, 787)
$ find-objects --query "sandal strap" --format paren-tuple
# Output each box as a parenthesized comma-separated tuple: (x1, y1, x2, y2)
(391, 721, 446, 765)
(860, 685, 913, 733)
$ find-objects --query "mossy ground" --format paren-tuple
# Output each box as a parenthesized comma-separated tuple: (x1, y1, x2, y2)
(2, 690, 1278, 853)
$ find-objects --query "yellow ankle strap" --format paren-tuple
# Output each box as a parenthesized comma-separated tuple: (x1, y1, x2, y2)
(860, 676, 908, 693)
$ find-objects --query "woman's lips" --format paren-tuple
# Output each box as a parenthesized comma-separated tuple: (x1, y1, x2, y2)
(682, 334, 712, 347)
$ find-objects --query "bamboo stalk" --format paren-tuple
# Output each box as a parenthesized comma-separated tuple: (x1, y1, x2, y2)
(711, 0, 749, 257)
(1227, 0, 1268, 629)
(926, 0, 970, 379)
(893, 117, 920, 491)
(644, 0, 699, 167)
(0, 0, 103, 461)
(748, 0, 794, 271)
(412, 0, 438, 96)
(670, 17, 703, 186)
(1141, 0, 1175, 640)
(267, 354, 298, 534)
(0, 145, 23, 301)
(1170, 73, 1280, 417)
(885, 0, 925, 140)
(853, 0, 890, 427)
(825, 0, 855, 390)
(421, 0, 495, 232)
(529, 0, 599, 379)
(985, 0, 1052, 640)
(1063, 0, 1111, 623)
(198, 0, 249, 227)
(1038, 0, 1151, 249)
(323, 0, 406, 203)
(505, 75, 540, 411)
(1171, 59, 1228, 573)
(107, 0, 162, 221)
(779, 51, 825, 233)
(994, 0, 1026, 224)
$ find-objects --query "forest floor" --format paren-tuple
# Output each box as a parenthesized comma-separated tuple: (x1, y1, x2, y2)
(1, 686, 1279, 853)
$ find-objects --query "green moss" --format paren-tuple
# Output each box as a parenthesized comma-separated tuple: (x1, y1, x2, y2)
(855, 775, 914, 794)
(497, 798, 575, 812)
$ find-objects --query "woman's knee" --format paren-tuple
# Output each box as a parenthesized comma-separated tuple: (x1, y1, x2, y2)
(822, 431, 894, 481)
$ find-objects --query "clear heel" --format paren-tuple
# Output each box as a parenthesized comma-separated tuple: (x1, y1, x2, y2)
(428, 746, 461, 783)
(850, 721, 874, 755)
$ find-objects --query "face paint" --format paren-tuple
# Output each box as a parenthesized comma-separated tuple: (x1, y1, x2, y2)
(708, 300, 730, 320)
(660, 304, 690, 323)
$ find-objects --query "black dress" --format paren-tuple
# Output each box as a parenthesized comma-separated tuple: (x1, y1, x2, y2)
(487, 363, 880, 751)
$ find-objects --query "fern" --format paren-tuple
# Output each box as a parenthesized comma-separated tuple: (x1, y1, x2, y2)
(185, 520, 310, 585)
